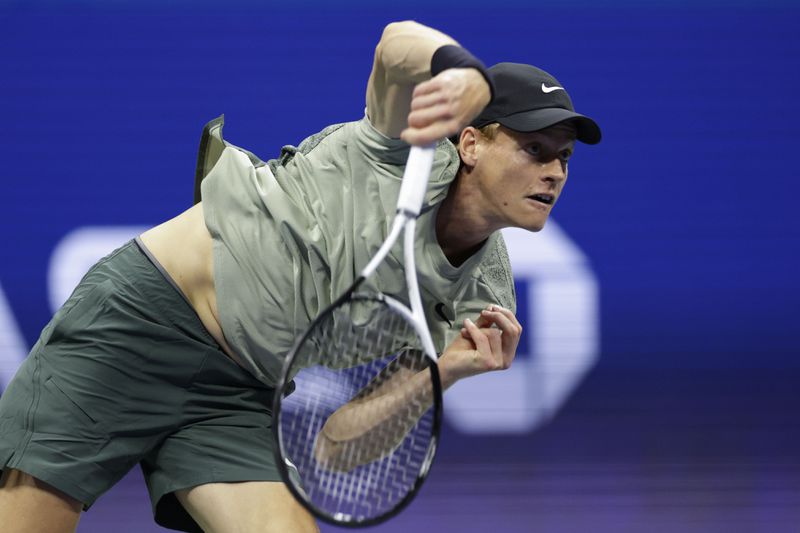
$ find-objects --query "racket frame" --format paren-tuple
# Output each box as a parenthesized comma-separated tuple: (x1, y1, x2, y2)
(273, 291, 442, 527)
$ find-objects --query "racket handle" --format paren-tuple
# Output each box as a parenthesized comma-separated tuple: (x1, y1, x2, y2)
(396, 144, 436, 216)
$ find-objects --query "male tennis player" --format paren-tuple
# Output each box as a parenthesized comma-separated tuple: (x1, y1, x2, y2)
(0, 20, 600, 533)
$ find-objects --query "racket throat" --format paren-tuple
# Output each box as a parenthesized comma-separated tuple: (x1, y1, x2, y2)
(361, 215, 406, 279)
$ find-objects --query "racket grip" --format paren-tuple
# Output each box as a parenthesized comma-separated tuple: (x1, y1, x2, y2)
(396, 144, 436, 216)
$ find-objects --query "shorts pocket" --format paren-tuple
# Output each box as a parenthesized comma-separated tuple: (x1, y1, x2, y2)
(29, 376, 109, 458)
(43, 377, 104, 429)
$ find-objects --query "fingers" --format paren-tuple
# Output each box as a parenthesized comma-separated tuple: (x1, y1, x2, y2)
(462, 318, 490, 353)
(410, 77, 441, 98)
(459, 305, 521, 371)
(407, 103, 454, 129)
(409, 86, 448, 110)
(461, 305, 513, 335)
(402, 79, 455, 144)
(461, 318, 505, 371)
(400, 68, 490, 146)
(473, 308, 494, 328)
(480, 305, 521, 337)
(401, 120, 459, 146)
(481, 305, 522, 367)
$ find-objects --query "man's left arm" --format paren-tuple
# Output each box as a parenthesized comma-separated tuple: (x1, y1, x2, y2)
(313, 305, 521, 471)
(437, 304, 522, 388)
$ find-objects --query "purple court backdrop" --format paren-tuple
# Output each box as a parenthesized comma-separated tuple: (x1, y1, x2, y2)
(1, 1, 798, 532)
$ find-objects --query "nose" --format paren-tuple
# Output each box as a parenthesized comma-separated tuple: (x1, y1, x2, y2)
(540, 157, 567, 186)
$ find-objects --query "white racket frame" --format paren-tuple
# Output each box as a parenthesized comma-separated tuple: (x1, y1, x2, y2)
(360, 144, 438, 363)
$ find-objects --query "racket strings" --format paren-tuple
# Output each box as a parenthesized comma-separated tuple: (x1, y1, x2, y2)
(279, 297, 436, 520)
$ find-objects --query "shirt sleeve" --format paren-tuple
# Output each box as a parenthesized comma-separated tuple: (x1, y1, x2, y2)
(356, 115, 462, 208)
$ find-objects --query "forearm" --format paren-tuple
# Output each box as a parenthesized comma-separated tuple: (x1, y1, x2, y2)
(314, 365, 435, 472)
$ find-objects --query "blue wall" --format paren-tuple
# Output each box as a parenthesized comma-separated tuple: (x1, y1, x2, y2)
(2, 3, 797, 366)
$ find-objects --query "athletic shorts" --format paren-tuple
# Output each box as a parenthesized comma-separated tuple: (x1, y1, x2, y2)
(0, 239, 281, 533)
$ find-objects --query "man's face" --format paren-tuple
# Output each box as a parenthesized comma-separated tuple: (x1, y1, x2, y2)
(473, 123, 576, 232)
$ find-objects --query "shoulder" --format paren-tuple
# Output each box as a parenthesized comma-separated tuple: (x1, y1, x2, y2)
(270, 116, 412, 169)
(270, 121, 352, 171)
(280, 115, 461, 171)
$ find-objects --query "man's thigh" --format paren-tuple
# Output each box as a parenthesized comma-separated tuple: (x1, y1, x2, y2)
(175, 481, 319, 533)
(0, 468, 82, 533)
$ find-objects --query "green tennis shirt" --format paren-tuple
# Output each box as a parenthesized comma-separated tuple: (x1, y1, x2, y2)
(201, 116, 515, 386)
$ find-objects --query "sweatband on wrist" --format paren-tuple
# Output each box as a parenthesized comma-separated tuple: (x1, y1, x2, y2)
(431, 44, 495, 102)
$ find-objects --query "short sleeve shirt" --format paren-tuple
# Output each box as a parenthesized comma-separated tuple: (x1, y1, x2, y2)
(201, 116, 515, 386)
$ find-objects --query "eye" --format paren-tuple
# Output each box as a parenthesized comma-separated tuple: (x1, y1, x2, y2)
(526, 143, 541, 156)
(559, 149, 573, 162)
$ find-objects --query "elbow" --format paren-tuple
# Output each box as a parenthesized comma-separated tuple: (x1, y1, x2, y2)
(375, 21, 427, 79)
(380, 20, 422, 43)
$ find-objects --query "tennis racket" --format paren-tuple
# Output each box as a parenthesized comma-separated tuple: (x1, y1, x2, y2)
(272, 145, 443, 527)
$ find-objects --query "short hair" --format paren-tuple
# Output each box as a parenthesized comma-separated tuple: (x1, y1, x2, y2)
(477, 123, 500, 141)
(452, 123, 500, 146)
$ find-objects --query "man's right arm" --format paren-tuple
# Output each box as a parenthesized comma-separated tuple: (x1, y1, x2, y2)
(366, 21, 492, 146)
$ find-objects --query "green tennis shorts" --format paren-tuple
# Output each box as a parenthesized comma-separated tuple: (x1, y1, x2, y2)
(0, 239, 281, 533)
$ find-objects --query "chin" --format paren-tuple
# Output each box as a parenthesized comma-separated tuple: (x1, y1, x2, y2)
(522, 217, 547, 232)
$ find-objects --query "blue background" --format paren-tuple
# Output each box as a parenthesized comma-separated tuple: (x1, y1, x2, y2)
(1, 1, 798, 532)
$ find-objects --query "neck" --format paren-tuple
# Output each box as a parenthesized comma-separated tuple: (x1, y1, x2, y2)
(435, 169, 498, 267)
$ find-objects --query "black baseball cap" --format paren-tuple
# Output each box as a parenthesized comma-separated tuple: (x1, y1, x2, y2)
(471, 62, 602, 145)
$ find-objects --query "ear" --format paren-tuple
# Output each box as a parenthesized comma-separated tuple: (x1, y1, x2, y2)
(457, 127, 480, 168)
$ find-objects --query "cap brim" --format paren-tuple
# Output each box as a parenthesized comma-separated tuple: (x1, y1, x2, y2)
(497, 107, 602, 145)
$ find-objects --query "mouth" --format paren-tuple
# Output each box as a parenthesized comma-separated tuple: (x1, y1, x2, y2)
(527, 193, 555, 206)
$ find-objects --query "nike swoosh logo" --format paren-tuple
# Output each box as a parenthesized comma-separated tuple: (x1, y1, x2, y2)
(541, 83, 565, 94)
(434, 302, 452, 327)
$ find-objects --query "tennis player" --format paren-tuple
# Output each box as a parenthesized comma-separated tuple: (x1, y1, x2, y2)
(0, 20, 600, 533)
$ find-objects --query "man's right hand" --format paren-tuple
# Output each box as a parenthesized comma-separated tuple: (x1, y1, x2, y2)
(401, 68, 491, 146)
